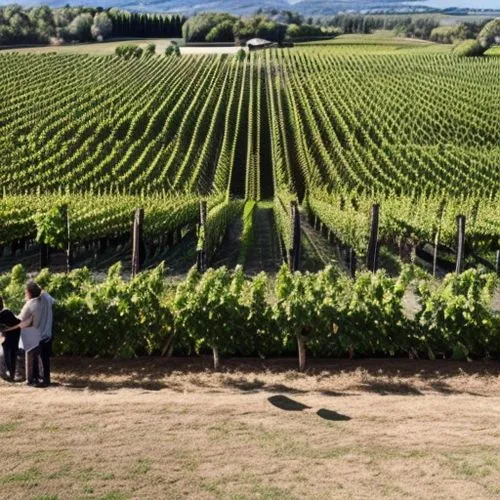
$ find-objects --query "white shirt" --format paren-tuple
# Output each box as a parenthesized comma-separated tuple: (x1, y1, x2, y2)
(18, 291, 55, 341)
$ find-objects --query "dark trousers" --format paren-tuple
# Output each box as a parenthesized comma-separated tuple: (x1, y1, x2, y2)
(26, 346, 40, 384)
(27, 339, 52, 385)
(2, 331, 20, 379)
(37, 339, 52, 385)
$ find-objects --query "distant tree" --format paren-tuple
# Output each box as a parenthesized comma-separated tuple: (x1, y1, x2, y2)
(454, 39, 486, 57)
(2, 4, 23, 19)
(183, 13, 236, 43)
(233, 15, 286, 44)
(287, 23, 301, 38)
(91, 12, 112, 41)
(106, 10, 183, 39)
(68, 13, 93, 42)
(144, 43, 156, 56)
(256, 20, 286, 43)
(8, 12, 31, 40)
(28, 6, 56, 41)
(53, 7, 75, 31)
(163, 16, 171, 37)
(287, 23, 323, 39)
(165, 40, 180, 56)
(115, 43, 143, 58)
(0, 25, 13, 44)
(0, 5, 174, 45)
(276, 10, 303, 25)
(478, 18, 500, 48)
(430, 25, 470, 44)
(235, 47, 246, 61)
(406, 17, 439, 39)
(206, 20, 234, 42)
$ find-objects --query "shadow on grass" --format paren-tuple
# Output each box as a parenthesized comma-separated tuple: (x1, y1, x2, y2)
(59, 378, 170, 392)
(428, 380, 487, 397)
(223, 378, 311, 394)
(320, 389, 351, 397)
(316, 409, 351, 421)
(355, 381, 423, 396)
(267, 395, 352, 421)
(268, 395, 311, 411)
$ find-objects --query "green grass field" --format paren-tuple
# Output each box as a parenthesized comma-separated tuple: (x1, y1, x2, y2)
(296, 31, 454, 54)
(486, 45, 500, 55)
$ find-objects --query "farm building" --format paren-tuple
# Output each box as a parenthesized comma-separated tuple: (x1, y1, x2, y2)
(246, 38, 275, 51)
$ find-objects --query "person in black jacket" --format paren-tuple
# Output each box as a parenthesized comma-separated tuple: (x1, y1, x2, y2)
(0, 296, 21, 381)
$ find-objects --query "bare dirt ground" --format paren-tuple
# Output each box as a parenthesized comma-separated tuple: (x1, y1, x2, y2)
(1, 357, 500, 499)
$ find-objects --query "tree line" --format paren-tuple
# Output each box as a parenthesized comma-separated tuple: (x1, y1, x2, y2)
(1, 5, 497, 51)
(182, 12, 328, 45)
(454, 18, 500, 56)
(282, 12, 492, 42)
(109, 11, 184, 39)
(183, 10, 496, 44)
(0, 5, 184, 46)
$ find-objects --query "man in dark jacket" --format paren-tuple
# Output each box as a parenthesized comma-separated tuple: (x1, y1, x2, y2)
(0, 296, 21, 381)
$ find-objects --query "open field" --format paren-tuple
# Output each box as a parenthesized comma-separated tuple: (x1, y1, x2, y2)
(1, 358, 500, 499)
(486, 45, 500, 55)
(297, 32, 454, 53)
(0, 38, 244, 55)
(0, 32, 451, 56)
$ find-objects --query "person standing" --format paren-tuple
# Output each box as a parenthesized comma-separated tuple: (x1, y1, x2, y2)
(0, 296, 21, 381)
(35, 284, 56, 387)
(6, 282, 55, 387)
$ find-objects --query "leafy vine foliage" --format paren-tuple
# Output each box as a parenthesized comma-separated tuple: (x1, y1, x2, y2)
(35, 205, 67, 250)
(0, 265, 497, 368)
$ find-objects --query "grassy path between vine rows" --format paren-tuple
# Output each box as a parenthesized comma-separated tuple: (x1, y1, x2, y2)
(211, 217, 243, 271)
(299, 209, 343, 273)
(1, 357, 499, 499)
(244, 202, 281, 275)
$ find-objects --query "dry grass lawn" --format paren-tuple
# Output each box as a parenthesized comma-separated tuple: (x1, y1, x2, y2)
(1, 39, 243, 56)
(1, 357, 500, 499)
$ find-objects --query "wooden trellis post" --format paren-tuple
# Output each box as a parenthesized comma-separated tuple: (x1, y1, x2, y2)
(314, 214, 320, 231)
(40, 243, 49, 269)
(432, 226, 440, 278)
(61, 204, 71, 274)
(174, 227, 182, 245)
(132, 208, 144, 277)
(432, 200, 446, 277)
(348, 247, 356, 278)
(455, 215, 466, 274)
(197, 200, 207, 273)
(166, 231, 173, 248)
(287, 201, 301, 271)
(366, 203, 380, 272)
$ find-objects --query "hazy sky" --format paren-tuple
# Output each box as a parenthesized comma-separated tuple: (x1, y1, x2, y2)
(0, 0, 499, 10)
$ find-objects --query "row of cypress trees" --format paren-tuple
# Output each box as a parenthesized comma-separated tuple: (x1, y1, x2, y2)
(109, 12, 185, 38)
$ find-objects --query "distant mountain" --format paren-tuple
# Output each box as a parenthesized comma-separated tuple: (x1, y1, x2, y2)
(0, 0, 497, 15)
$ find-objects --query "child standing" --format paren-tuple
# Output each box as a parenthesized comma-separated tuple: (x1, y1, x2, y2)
(0, 296, 21, 381)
